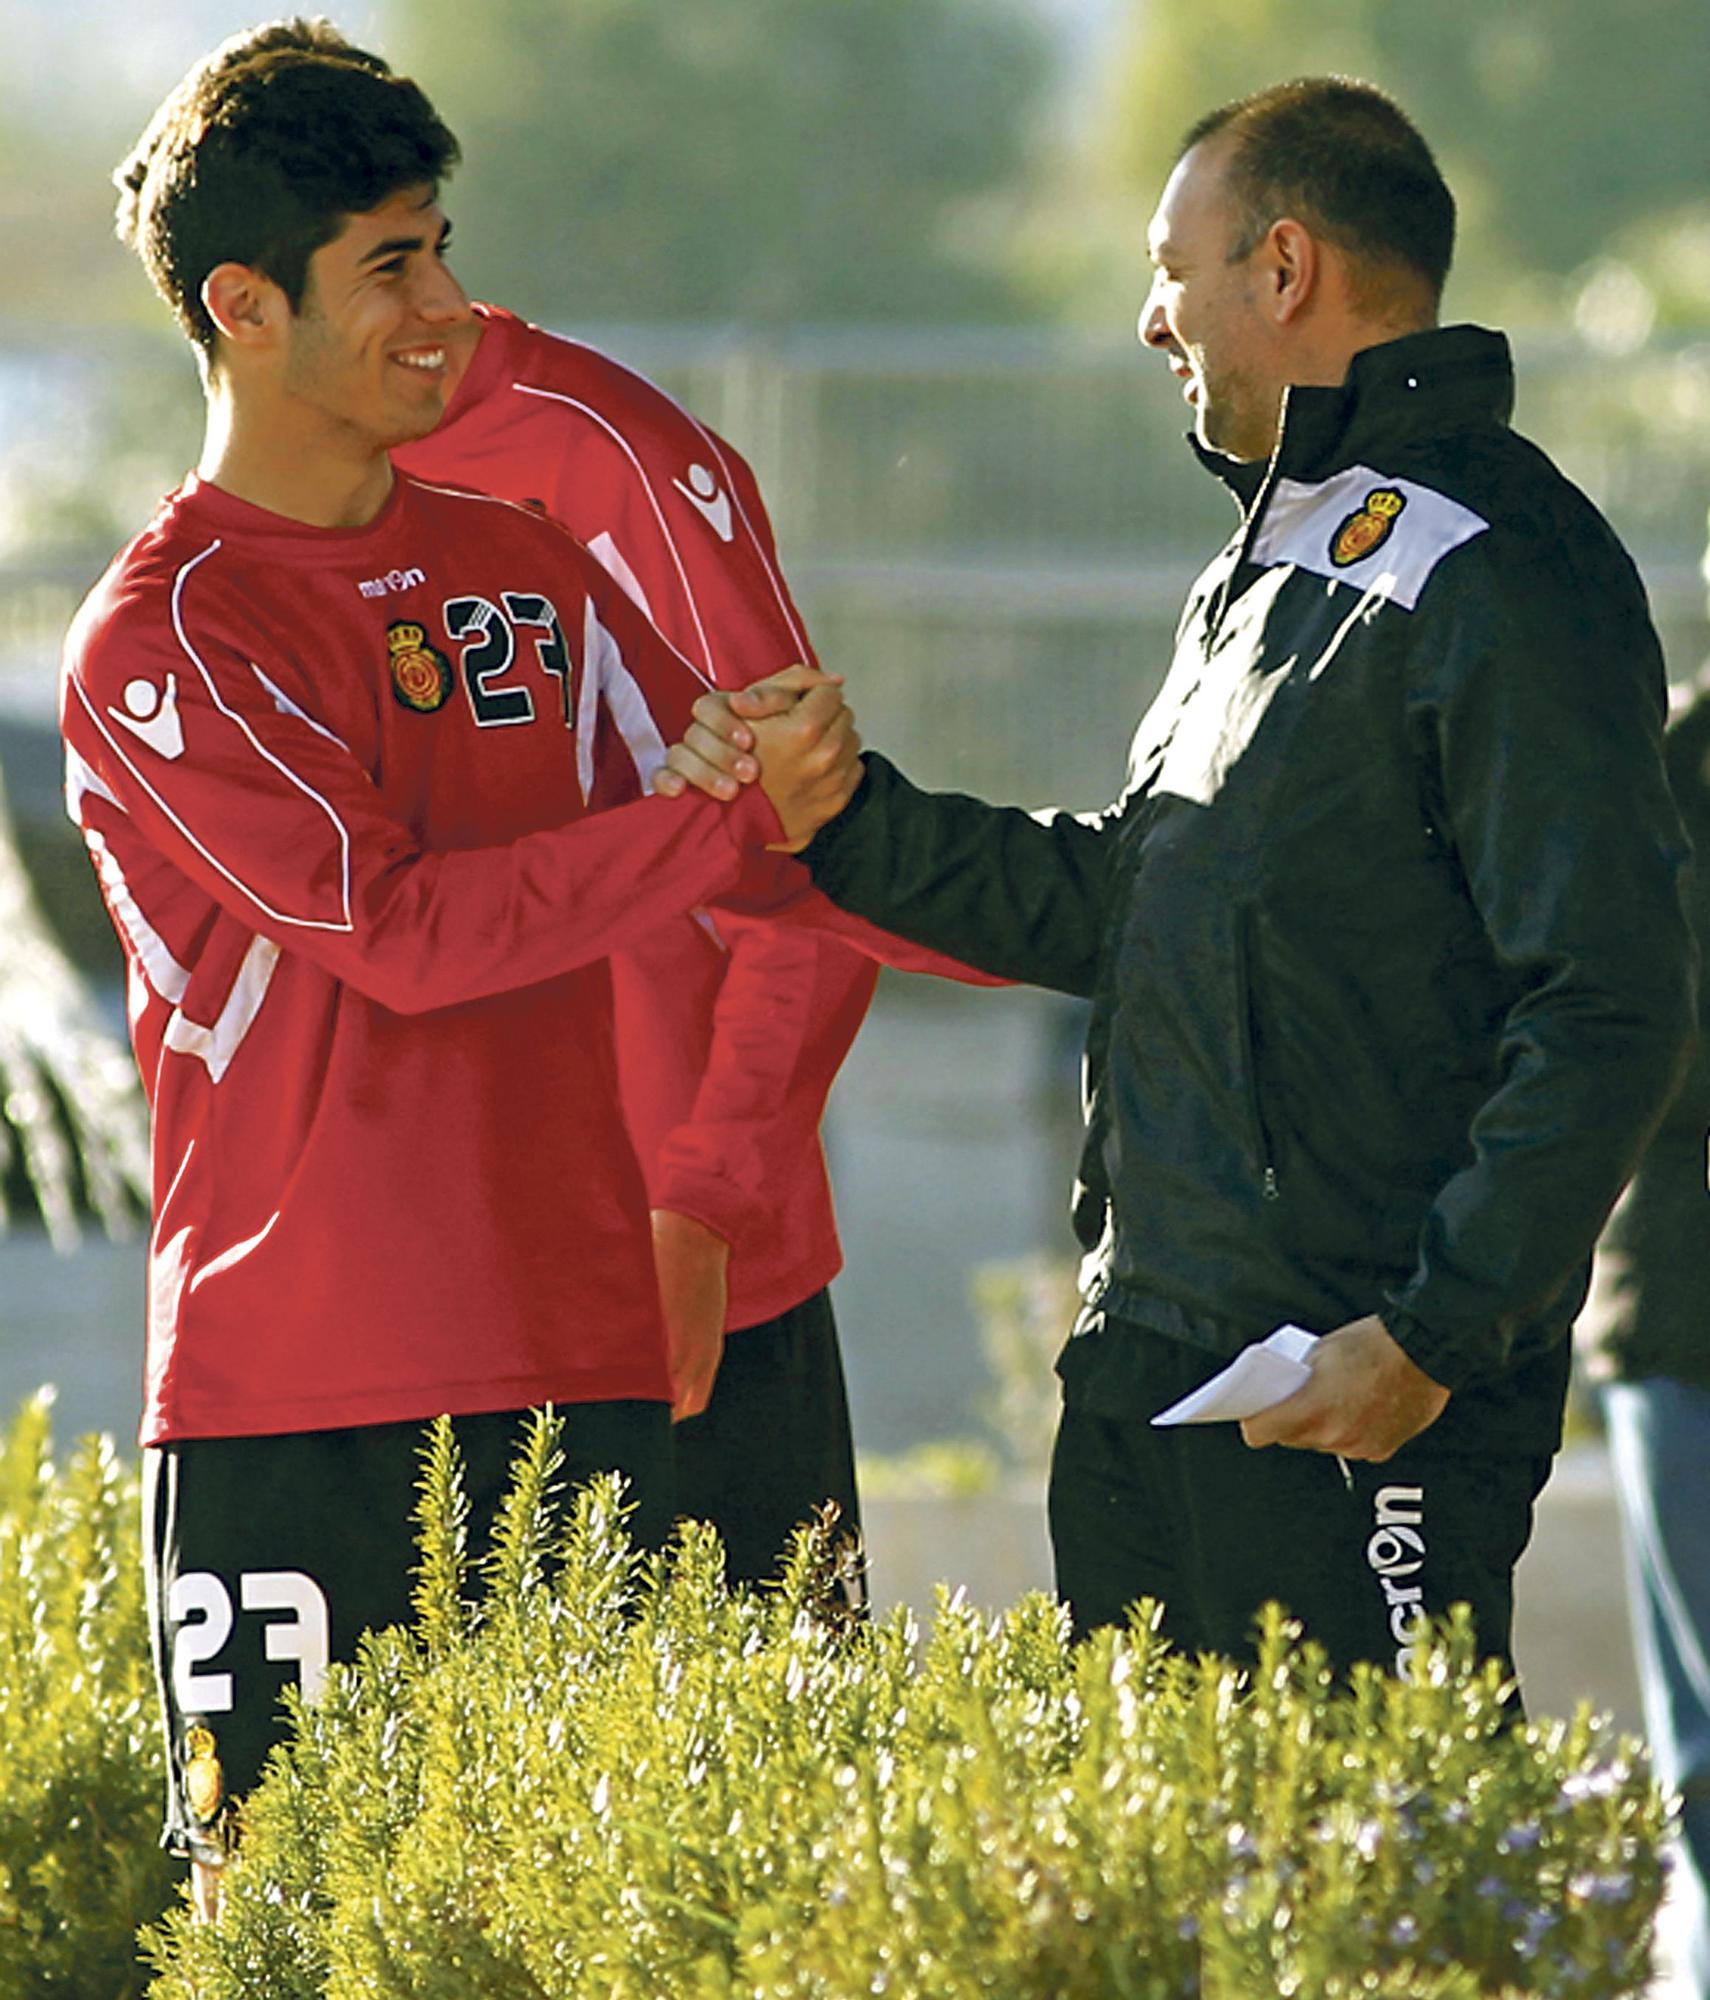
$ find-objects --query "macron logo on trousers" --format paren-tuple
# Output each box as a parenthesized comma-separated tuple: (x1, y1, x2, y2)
(1366, 1484, 1429, 1676)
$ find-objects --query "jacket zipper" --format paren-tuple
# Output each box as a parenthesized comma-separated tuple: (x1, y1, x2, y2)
(1206, 447, 1287, 642)
(1233, 914, 1281, 1201)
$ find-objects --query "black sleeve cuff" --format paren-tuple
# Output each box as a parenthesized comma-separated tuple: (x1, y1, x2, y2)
(1378, 1302, 1464, 1394)
(798, 755, 883, 884)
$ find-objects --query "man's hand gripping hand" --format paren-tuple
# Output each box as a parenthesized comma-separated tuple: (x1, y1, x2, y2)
(652, 665, 863, 852)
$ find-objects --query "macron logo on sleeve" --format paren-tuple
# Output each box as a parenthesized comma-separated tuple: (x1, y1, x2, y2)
(672, 463, 734, 543)
(108, 674, 185, 761)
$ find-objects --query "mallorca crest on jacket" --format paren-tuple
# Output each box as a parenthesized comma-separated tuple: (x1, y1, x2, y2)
(1330, 486, 1407, 568)
(387, 620, 453, 712)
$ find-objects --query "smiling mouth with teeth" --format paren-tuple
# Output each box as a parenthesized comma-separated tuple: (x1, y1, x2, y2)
(394, 349, 445, 371)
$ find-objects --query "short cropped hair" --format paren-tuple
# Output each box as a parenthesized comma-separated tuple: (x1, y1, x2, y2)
(114, 25, 456, 355)
(1183, 78, 1455, 303)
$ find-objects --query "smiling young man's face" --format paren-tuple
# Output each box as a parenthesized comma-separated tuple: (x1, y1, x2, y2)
(279, 183, 474, 454)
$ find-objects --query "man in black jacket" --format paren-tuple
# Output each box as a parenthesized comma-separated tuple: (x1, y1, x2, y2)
(660, 78, 1695, 1681)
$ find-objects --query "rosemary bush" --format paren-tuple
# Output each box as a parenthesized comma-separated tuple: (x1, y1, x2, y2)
(0, 1392, 175, 1998)
(144, 1411, 1666, 2000)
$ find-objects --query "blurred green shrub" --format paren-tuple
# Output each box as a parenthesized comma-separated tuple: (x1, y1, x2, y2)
(0, 1392, 175, 1998)
(972, 1250, 1080, 1472)
(144, 1411, 1667, 1999)
(859, 1251, 1072, 1497)
(855, 1435, 1004, 1499)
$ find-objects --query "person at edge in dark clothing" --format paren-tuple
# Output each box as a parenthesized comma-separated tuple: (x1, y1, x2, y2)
(653, 77, 1697, 1689)
(1580, 648, 1710, 1998)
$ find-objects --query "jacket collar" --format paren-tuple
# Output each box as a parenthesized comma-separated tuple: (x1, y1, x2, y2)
(1190, 324, 1515, 503)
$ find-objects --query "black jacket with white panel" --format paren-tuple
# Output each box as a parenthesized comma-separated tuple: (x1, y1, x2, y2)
(803, 324, 1696, 1454)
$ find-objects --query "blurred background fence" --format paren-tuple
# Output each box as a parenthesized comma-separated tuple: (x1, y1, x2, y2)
(7, 320, 1710, 807)
(3, 320, 1708, 1458)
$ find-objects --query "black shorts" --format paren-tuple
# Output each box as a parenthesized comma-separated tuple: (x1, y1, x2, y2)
(144, 1400, 671, 1862)
(672, 1286, 863, 1595)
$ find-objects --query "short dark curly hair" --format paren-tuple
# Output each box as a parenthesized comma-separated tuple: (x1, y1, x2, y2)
(1182, 77, 1455, 304)
(114, 23, 457, 356)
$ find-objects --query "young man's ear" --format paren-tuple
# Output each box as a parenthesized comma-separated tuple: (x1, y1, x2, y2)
(201, 263, 289, 354)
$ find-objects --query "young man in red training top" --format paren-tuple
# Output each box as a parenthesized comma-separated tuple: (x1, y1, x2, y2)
(78, 38, 858, 1898)
(190, 22, 889, 1585)
(138, 22, 939, 1594)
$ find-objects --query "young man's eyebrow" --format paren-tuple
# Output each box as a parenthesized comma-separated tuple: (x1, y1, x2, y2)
(358, 220, 452, 267)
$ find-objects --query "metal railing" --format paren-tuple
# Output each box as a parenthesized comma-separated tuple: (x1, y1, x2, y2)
(5, 324, 1708, 807)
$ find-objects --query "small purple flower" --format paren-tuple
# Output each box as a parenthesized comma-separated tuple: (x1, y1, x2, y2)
(1589, 1871, 1632, 1904)
(1497, 1821, 1542, 1855)
(1514, 1906, 1556, 1958)
(1390, 1915, 1420, 1947)
(1560, 1762, 1628, 1803)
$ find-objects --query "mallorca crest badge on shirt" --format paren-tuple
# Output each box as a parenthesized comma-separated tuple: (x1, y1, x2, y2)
(1329, 486, 1407, 568)
(182, 1722, 225, 1824)
(387, 620, 453, 713)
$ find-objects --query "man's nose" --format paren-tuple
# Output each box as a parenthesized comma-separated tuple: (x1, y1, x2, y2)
(1138, 286, 1171, 350)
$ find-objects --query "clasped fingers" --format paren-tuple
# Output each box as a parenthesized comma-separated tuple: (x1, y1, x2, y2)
(654, 692, 757, 799)
(651, 669, 848, 801)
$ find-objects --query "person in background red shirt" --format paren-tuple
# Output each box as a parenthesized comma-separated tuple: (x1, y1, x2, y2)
(399, 302, 880, 1592)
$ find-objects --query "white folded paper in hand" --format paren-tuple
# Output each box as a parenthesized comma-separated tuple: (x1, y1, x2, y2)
(1150, 1323, 1319, 1426)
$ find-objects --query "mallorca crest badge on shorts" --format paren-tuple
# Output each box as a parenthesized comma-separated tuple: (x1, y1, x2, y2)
(1330, 486, 1407, 568)
(182, 1722, 225, 1824)
(387, 620, 452, 713)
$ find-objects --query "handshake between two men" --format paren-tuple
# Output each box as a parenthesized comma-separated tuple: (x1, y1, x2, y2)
(649, 662, 1455, 1470)
(651, 666, 861, 854)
